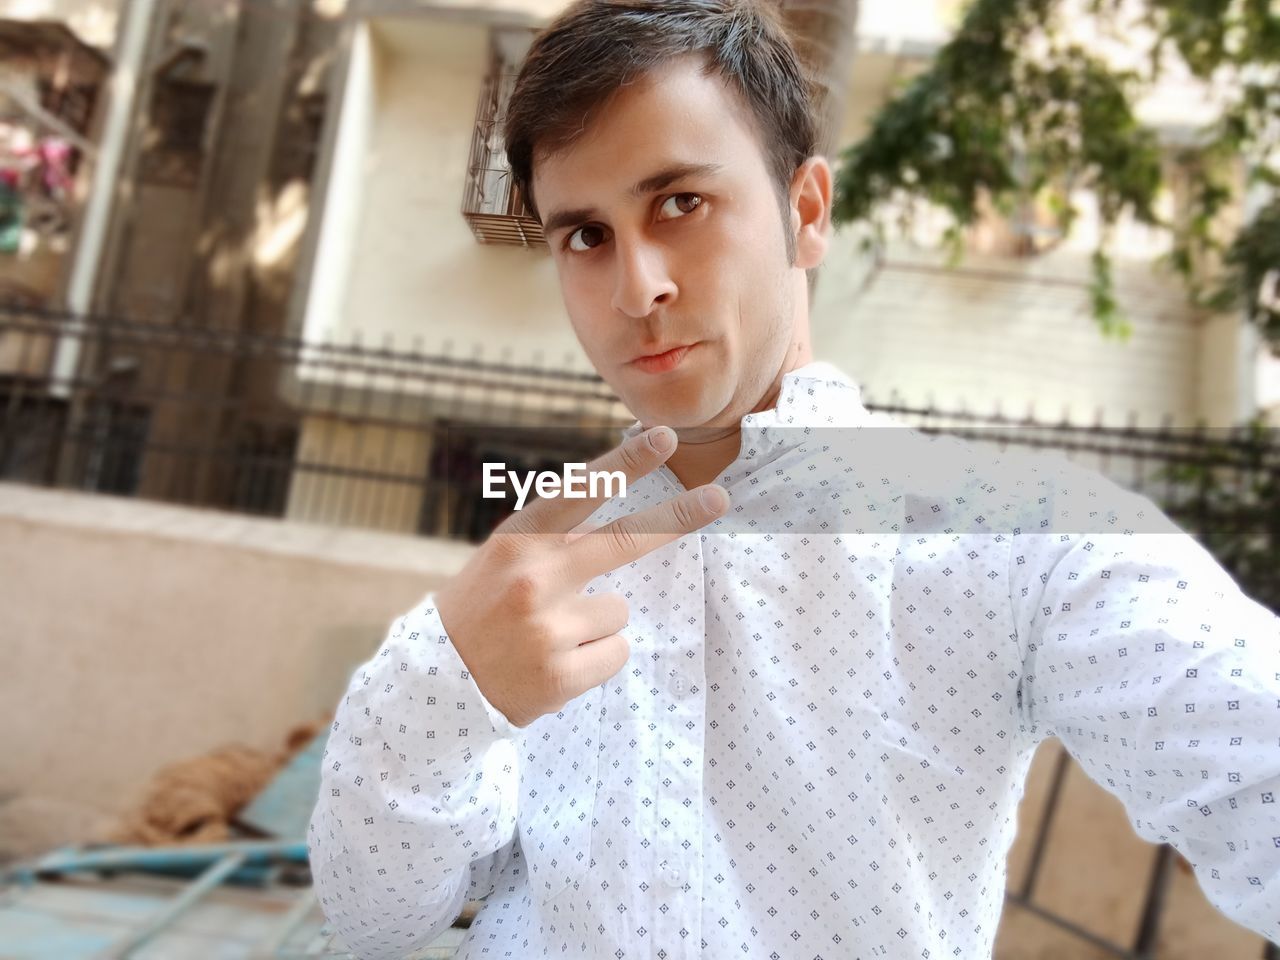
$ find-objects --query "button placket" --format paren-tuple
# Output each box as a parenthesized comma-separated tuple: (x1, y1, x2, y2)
(650, 534, 706, 960)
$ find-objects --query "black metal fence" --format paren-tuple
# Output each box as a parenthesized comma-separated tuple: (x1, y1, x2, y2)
(876, 403, 1280, 612)
(2, 303, 1277, 609)
(0, 304, 629, 540)
(2, 304, 1279, 958)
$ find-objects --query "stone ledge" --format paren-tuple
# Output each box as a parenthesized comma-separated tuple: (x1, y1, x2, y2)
(0, 482, 475, 576)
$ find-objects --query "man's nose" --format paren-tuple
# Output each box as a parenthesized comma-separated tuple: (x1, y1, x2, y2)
(611, 238, 677, 319)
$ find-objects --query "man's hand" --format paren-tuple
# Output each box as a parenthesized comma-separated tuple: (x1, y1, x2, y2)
(434, 426, 728, 729)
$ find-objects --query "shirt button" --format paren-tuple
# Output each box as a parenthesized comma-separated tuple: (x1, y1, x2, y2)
(665, 867, 681, 886)
(673, 676, 686, 696)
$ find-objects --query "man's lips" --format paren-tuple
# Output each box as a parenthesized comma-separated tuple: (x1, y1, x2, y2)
(629, 342, 699, 374)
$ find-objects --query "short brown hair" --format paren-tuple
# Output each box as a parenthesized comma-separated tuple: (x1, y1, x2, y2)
(502, 0, 817, 230)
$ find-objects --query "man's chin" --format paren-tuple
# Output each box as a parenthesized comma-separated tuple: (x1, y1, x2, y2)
(611, 362, 736, 430)
(624, 393, 732, 434)
(625, 401, 700, 432)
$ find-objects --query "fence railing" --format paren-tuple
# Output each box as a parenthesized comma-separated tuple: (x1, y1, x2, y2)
(1, 304, 1276, 607)
(0, 305, 629, 540)
(874, 402, 1280, 610)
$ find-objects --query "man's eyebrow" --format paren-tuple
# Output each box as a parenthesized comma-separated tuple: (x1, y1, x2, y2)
(541, 162, 724, 237)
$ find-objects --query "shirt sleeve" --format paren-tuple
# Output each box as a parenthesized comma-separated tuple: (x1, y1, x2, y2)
(307, 593, 521, 960)
(1010, 505, 1280, 944)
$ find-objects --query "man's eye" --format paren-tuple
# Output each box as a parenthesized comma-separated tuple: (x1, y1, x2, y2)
(563, 197, 700, 252)
(659, 193, 702, 220)
(567, 225, 606, 253)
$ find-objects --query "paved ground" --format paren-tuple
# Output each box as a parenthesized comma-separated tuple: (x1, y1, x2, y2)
(1, 740, 1270, 957)
(995, 739, 1271, 959)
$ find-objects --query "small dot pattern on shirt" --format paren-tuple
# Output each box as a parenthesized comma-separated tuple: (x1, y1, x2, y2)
(308, 361, 1280, 959)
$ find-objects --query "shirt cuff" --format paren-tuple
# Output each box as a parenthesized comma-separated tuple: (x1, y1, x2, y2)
(416, 592, 517, 740)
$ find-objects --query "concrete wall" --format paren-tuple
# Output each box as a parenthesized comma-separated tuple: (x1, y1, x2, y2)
(301, 16, 571, 364)
(811, 242, 1207, 426)
(304, 18, 375, 350)
(0, 482, 473, 815)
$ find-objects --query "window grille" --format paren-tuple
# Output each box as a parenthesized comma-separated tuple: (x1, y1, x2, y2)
(461, 29, 544, 247)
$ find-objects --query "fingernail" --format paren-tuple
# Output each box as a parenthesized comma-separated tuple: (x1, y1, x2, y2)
(647, 427, 675, 453)
(700, 485, 726, 511)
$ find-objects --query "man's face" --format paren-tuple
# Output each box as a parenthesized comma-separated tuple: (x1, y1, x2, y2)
(531, 54, 806, 432)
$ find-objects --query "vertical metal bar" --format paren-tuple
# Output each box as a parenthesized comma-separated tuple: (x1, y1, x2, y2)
(51, 311, 96, 489)
(212, 327, 252, 511)
(54, 0, 158, 392)
(315, 333, 348, 525)
(370, 334, 408, 531)
(293, 335, 322, 523)
(1131, 843, 1176, 959)
(1018, 742, 1072, 901)
(338, 331, 375, 528)
(0, 309, 40, 475)
(153, 324, 180, 503)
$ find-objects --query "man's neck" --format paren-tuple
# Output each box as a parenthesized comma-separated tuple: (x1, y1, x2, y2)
(665, 343, 812, 490)
(664, 428, 743, 490)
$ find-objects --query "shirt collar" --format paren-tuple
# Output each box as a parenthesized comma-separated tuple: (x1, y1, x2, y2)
(619, 360, 871, 473)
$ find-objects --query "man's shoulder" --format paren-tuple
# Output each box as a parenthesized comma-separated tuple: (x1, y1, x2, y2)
(826, 416, 1182, 538)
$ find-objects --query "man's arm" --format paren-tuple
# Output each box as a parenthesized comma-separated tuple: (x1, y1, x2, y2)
(1010, 517, 1280, 944)
(307, 427, 728, 958)
(307, 595, 521, 960)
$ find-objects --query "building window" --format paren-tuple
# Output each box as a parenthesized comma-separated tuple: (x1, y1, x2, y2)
(461, 28, 544, 247)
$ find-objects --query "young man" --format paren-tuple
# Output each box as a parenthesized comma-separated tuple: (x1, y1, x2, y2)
(308, 0, 1280, 956)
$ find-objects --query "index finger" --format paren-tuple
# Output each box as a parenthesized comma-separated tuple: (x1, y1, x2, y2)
(504, 425, 679, 537)
(560, 483, 729, 586)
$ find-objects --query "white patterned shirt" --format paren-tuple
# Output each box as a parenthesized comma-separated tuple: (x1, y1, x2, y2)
(308, 361, 1280, 959)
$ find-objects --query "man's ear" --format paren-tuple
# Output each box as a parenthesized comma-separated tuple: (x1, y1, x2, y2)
(788, 156, 833, 270)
